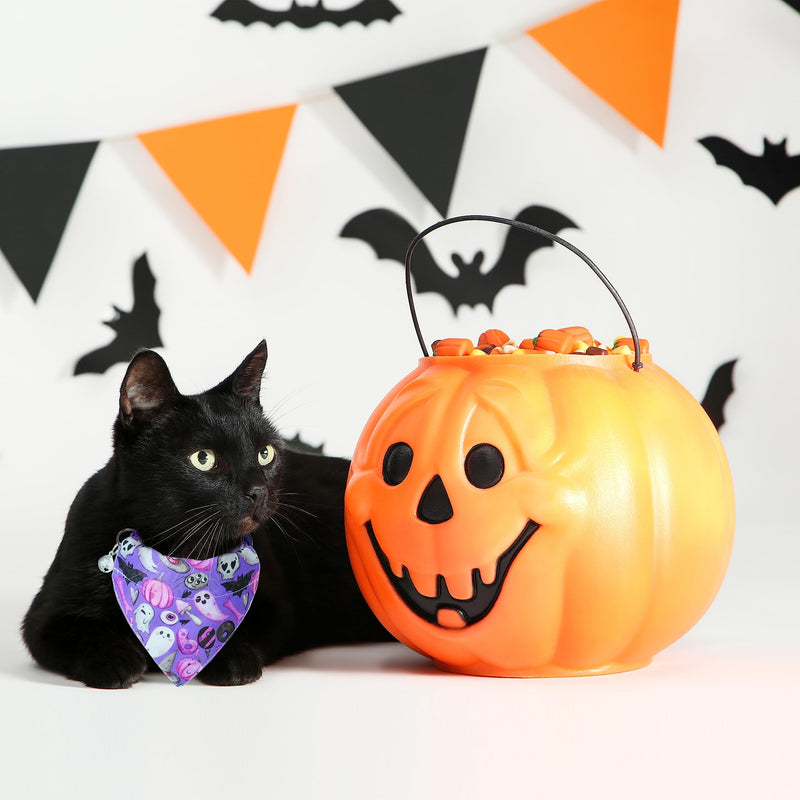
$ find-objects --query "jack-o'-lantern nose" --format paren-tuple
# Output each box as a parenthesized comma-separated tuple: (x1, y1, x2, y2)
(417, 475, 453, 524)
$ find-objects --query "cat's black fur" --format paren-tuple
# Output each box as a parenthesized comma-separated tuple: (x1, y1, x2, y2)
(22, 341, 390, 688)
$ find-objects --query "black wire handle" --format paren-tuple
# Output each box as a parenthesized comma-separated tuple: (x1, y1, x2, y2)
(403, 214, 643, 371)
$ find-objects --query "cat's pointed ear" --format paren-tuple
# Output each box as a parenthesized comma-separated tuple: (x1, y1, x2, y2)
(233, 340, 268, 402)
(119, 350, 179, 429)
(218, 340, 267, 404)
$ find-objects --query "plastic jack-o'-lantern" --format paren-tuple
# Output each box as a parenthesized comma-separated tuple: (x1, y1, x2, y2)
(345, 215, 734, 677)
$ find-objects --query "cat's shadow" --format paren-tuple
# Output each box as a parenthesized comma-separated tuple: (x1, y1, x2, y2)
(3, 641, 444, 688)
(273, 642, 442, 677)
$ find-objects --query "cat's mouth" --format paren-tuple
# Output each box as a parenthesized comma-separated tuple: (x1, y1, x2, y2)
(238, 516, 260, 536)
(239, 494, 274, 536)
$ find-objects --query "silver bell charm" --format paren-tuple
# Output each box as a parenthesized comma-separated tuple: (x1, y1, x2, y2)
(98, 553, 114, 573)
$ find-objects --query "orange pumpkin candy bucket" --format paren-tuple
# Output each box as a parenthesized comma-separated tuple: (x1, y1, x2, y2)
(344, 215, 734, 677)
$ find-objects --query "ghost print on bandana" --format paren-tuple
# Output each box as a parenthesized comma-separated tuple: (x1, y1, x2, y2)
(107, 531, 260, 686)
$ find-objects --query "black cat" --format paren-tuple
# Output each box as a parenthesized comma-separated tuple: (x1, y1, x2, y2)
(22, 341, 390, 688)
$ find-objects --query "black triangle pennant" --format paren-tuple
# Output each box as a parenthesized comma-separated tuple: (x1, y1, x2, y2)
(335, 49, 487, 216)
(0, 141, 98, 301)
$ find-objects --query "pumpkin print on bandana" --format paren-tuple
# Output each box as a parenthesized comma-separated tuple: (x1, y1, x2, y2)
(108, 531, 260, 686)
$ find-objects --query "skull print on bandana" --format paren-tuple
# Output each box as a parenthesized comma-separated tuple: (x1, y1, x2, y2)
(101, 530, 260, 686)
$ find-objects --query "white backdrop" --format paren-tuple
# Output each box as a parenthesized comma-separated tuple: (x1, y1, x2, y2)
(1, 1, 798, 797)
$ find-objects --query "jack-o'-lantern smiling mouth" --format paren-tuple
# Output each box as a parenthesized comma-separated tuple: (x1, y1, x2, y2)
(365, 520, 540, 628)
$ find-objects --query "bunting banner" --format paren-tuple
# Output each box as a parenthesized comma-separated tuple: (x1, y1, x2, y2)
(0, 141, 98, 301)
(0, 9, 690, 299)
(335, 48, 487, 217)
(528, 0, 680, 147)
(138, 105, 297, 273)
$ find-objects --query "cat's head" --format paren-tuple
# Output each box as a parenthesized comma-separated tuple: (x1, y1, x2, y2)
(113, 341, 283, 558)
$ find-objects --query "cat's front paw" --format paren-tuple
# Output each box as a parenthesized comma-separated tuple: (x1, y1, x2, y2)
(74, 634, 150, 689)
(28, 617, 150, 689)
(196, 639, 263, 686)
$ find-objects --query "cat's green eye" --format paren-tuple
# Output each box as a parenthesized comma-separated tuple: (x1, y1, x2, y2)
(189, 449, 217, 472)
(258, 445, 276, 467)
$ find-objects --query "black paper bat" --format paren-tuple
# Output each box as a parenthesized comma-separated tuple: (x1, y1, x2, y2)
(211, 0, 400, 28)
(700, 359, 738, 430)
(698, 136, 800, 205)
(117, 558, 147, 585)
(341, 206, 578, 312)
(74, 253, 163, 376)
(222, 570, 255, 597)
(284, 433, 324, 455)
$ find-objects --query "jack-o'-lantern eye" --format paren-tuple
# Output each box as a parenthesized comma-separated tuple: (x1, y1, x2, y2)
(382, 443, 413, 486)
(464, 443, 504, 489)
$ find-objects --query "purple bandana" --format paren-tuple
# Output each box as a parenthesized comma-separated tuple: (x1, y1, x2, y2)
(99, 530, 260, 686)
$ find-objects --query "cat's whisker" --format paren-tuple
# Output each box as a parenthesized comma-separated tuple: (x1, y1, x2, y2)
(270, 508, 316, 547)
(274, 495, 320, 521)
(189, 515, 225, 560)
(184, 518, 213, 561)
(268, 515, 305, 565)
(272, 500, 346, 555)
(263, 390, 303, 427)
(147, 504, 221, 545)
(153, 505, 225, 558)
(165, 509, 220, 558)
(274, 502, 322, 533)
(209, 518, 225, 559)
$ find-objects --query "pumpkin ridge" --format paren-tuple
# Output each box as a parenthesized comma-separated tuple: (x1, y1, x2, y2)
(551, 367, 657, 668)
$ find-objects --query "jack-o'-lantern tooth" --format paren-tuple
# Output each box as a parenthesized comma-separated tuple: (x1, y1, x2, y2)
(478, 560, 497, 587)
(404, 567, 438, 599)
(388, 556, 405, 580)
(443, 569, 476, 601)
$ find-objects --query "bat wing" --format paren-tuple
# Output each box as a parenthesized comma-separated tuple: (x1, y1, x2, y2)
(284, 433, 324, 455)
(476, 205, 579, 311)
(222, 570, 255, 596)
(212, 0, 400, 28)
(698, 136, 796, 204)
(341, 208, 460, 312)
(698, 136, 751, 171)
(325, 0, 401, 25)
(700, 359, 738, 430)
(74, 339, 123, 376)
(117, 558, 146, 584)
(129, 253, 163, 348)
(212, 0, 286, 26)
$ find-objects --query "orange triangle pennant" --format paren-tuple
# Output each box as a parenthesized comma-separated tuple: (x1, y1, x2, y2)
(528, 0, 680, 146)
(138, 105, 297, 272)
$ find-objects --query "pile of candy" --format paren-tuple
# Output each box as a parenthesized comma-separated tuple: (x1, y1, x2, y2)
(431, 327, 650, 357)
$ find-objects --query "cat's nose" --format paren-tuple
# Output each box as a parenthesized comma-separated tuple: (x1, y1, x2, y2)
(248, 483, 273, 515)
(246, 485, 267, 505)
